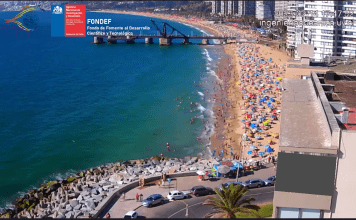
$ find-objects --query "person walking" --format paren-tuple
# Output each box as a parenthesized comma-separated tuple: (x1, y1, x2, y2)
(140, 193, 143, 202)
(135, 193, 139, 202)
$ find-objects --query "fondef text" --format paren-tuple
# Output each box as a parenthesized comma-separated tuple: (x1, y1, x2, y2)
(87, 19, 112, 25)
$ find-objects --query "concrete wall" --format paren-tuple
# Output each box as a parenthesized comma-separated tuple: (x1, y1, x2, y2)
(331, 131, 356, 218)
(311, 72, 341, 149)
(90, 171, 198, 218)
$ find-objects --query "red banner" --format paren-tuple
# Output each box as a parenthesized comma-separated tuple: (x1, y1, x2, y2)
(65, 5, 86, 37)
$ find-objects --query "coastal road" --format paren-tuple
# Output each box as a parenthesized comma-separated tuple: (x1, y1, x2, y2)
(135, 186, 274, 218)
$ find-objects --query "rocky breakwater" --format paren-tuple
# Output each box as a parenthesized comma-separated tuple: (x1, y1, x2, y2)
(0, 155, 217, 219)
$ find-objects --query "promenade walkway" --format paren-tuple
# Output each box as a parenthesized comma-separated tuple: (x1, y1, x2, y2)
(103, 164, 276, 218)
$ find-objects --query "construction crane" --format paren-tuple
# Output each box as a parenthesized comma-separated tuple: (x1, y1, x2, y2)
(150, 19, 163, 36)
(150, 19, 188, 41)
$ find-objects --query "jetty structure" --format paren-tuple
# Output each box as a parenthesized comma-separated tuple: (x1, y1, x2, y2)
(92, 20, 253, 45)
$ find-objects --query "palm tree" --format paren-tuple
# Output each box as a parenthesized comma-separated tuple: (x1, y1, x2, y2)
(203, 184, 261, 218)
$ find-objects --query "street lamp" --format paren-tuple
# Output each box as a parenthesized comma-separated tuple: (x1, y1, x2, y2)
(236, 140, 244, 182)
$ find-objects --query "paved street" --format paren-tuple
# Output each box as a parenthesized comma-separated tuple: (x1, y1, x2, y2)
(103, 164, 275, 218)
(136, 186, 274, 218)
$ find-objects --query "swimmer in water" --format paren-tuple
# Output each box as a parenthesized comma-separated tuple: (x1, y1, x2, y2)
(166, 142, 171, 152)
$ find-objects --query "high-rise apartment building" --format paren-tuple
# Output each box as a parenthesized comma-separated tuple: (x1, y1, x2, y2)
(287, 1, 356, 61)
(237, 0, 256, 17)
(256, 0, 275, 20)
(210, 0, 239, 16)
(274, 1, 288, 21)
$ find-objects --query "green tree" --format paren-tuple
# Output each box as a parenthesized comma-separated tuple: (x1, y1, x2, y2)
(203, 184, 261, 218)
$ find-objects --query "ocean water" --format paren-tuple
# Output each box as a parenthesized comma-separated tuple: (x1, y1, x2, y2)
(0, 11, 224, 209)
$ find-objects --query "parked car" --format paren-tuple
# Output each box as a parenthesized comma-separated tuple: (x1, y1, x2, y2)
(190, 186, 214, 197)
(167, 190, 188, 200)
(142, 194, 164, 207)
(218, 181, 242, 192)
(264, 176, 276, 186)
(242, 179, 264, 189)
(124, 211, 138, 219)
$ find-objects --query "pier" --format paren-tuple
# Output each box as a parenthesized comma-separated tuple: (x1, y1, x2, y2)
(92, 20, 255, 46)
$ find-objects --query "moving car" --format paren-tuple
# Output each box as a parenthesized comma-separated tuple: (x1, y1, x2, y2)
(264, 176, 276, 186)
(167, 190, 188, 200)
(218, 181, 242, 192)
(242, 179, 264, 189)
(190, 186, 214, 197)
(142, 194, 164, 207)
(124, 211, 138, 219)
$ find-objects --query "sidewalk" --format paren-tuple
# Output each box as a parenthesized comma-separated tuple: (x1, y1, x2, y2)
(106, 164, 276, 218)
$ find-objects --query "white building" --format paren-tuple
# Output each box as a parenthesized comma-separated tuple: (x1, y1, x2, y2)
(287, 1, 356, 61)
(275, 1, 288, 21)
(238, 0, 256, 17)
(256, 0, 275, 20)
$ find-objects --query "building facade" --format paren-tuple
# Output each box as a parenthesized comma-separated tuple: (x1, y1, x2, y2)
(237, 0, 256, 17)
(287, 1, 356, 61)
(274, 1, 288, 21)
(273, 71, 356, 218)
(255, 0, 275, 20)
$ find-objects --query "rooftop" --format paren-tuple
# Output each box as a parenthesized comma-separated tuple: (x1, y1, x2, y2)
(279, 78, 337, 154)
(325, 73, 356, 130)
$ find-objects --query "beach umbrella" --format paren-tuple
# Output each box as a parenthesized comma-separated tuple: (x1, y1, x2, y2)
(217, 165, 231, 174)
(266, 147, 274, 153)
(255, 135, 262, 140)
(196, 170, 205, 176)
(259, 152, 265, 156)
(230, 147, 233, 156)
(220, 149, 224, 157)
(250, 145, 257, 150)
(264, 144, 270, 149)
(212, 150, 216, 157)
(247, 151, 253, 155)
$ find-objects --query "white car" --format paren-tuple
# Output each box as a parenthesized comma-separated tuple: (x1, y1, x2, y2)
(124, 211, 138, 219)
(167, 190, 188, 200)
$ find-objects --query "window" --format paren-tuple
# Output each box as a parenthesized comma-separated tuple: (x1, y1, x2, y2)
(278, 207, 299, 218)
(301, 209, 321, 218)
(278, 207, 321, 218)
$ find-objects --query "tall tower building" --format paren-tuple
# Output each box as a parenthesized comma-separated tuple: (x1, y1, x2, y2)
(256, 0, 275, 20)
(287, 1, 356, 61)
(238, 0, 256, 17)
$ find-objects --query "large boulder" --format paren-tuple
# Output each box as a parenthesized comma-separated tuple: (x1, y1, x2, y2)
(152, 159, 160, 165)
(91, 188, 99, 195)
(74, 210, 83, 218)
(74, 204, 82, 211)
(189, 166, 197, 171)
(65, 211, 74, 218)
(70, 199, 79, 208)
(56, 213, 65, 219)
(92, 195, 102, 203)
(65, 204, 73, 211)
(85, 199, 95, 210)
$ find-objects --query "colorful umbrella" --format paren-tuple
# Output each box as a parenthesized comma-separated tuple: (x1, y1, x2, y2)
(250, 145, 257, 149)
(217, 165, 231, 174)
(266, 147, 274, 153)
(247, 151, 253, 155)
(212, 150, 216, 157)
(264, 144, 270, 148)
(259, 152, 265, 156)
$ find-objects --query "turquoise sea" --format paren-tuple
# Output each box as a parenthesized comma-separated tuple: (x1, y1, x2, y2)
(0, 11, 224, 209)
